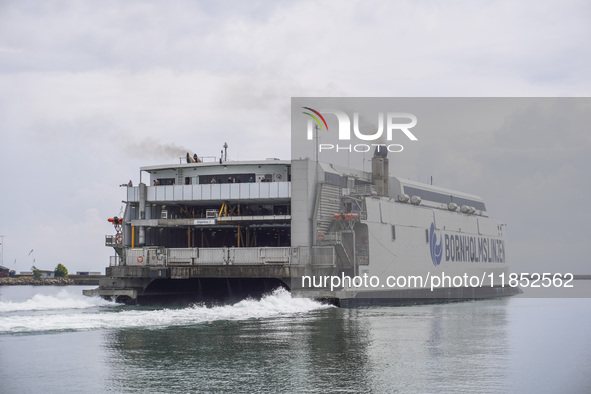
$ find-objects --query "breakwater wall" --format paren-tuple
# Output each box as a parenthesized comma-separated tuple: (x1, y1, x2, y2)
(0, 276, 105, 286)
(0, 277, 74, 286)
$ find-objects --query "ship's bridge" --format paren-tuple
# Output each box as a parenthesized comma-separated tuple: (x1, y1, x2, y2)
(129, 159, 291, 207)
(142, 160, 290, 186)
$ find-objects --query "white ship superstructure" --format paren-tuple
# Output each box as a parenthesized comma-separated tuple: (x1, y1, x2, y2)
(85, 148, 517, 305)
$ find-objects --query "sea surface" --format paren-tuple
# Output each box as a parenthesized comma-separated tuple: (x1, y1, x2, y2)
(1, 285, 591, 393)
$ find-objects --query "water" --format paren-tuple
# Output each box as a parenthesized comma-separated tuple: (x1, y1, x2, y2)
(1, 286, 591, 393)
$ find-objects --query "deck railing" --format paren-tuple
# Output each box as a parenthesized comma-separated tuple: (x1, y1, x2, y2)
(123, 247, 293, 266)
(127, 182, 291, 202)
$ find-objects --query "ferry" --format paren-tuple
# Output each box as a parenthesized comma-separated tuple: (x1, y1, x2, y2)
(84, 145, 519, 305)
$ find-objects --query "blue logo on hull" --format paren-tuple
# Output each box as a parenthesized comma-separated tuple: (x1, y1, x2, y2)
(430, 222, 443, 266)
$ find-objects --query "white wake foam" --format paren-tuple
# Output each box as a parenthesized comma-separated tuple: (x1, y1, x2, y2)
(0, 288, 332, 334)
(0, 288, 114, 313)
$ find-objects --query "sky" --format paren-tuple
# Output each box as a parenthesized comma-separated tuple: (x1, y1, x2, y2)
(0, 0, 590, 274)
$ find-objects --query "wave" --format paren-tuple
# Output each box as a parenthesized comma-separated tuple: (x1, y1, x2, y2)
(0, 288, 115, 313)
(0, 288, 332, 334)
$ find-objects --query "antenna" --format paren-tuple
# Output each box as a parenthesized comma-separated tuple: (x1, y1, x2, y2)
(223, 142, 228, 161)
(314, 124, 319, 163)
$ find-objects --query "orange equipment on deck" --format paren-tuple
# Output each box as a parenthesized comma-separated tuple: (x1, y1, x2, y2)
(333, 212, 359, 221)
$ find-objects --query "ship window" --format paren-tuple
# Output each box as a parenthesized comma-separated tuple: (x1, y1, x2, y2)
(184, 177, 191, 185)
(425, 229, 429, 243)
(157, 178, 175, 186)
(198, 173, 255, 184)
(451, 196, 486, 211)
(391, 225, 396, 241)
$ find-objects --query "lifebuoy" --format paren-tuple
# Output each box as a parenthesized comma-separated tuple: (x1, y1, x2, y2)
(137, 256, 144, 263)
(318, 233, 325, 240)
(116, 235, 123, 244)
